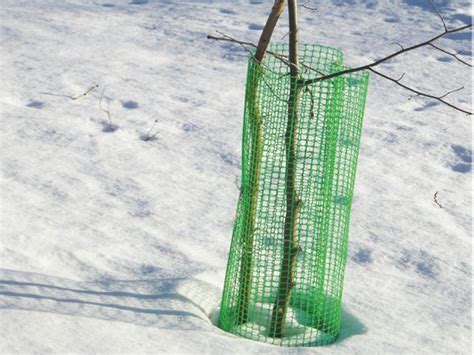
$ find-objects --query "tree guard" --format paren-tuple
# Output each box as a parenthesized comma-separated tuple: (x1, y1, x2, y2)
(218, 44, 369, 347)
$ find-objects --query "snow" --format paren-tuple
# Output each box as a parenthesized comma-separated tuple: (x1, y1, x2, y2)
(229, 302, 336, 347)
(0, 0, 471, 353)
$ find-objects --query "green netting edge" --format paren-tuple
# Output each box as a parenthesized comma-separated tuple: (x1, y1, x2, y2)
(218, 44, 369, 347)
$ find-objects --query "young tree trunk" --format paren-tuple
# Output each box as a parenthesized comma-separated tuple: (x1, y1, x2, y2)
(236, 0, 287, 325)
(269, 0, 301, 339)
(254, 0, 287, 63)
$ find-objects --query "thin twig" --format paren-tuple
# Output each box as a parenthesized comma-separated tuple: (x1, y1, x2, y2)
(434, 191, 443, 208)
(369, 68, 471, 115)
(305, 85, 315, 120)
(439, 86, 464, 99)
(214, 30, 254, 53)
(209, 31, 304, 83)
(223, 53, 248, 59)
(396, 72, 406, 82)
(71, 83, 99, 100)
(260, 74, 288, 102)
(302, 23, 472, 85)
(428, 0, 448, 32)
(428, 43, 472, 67)
(99, 86, 113, 125)
(392, 42, 405, 51)
(208, 32, 324, 76)
(144, 119, 159, 141)
(299, 1, 317, 11)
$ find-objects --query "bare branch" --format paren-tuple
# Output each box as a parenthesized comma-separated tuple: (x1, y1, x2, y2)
(429, 43, 472, 67)
(428, 0, 448, 32)
(207, 13, 471, 115)
(207, 29, 471, 114)
(369, 68, 471, 115)
(302, 23, 472, 86)
(207, 32, 323, 76)
(208, 31, 253, 50)
(439, 86, 464, 99)
(211, 30, 254, 52)
(208, 31, 286, 73)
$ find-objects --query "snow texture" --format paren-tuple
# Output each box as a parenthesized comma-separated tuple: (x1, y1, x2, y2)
(0, 0, 471, 353)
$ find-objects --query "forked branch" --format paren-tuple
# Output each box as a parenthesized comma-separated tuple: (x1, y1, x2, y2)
(368, 68, 471, 115)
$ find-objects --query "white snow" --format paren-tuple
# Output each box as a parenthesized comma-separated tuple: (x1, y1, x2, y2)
(0, 0, 471, 353)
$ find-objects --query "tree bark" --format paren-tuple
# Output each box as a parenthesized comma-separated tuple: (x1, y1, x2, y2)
(255, 0, 287, 63)
(236, 0, 287, 325)
(269, 0, 301, 339)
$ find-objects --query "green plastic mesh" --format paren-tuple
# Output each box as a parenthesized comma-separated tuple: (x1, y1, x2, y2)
(218, 44, 369, 347)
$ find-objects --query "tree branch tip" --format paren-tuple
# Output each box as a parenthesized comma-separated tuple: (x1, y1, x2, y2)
(392, 42, 405, 50)
(427, 0, 448, 32)
(300, 4, 317, 11)
(396, 73, 406, 82)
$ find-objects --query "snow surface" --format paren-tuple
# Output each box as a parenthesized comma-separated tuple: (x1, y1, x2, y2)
(0, 0, 472, 353)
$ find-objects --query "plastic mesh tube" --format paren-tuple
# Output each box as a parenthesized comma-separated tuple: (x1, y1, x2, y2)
(219, 44, 369, 347)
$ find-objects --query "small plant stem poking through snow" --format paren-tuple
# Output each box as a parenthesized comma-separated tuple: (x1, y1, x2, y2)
(144, 119, 159, 141)
(71, 83, 99, 100)
(99, 86, 114, 127)
(434, 191, 443, 208)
